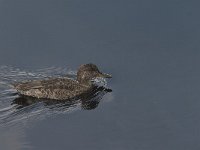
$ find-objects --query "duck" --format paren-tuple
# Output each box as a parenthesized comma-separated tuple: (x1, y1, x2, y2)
(13, 64, 112, 100)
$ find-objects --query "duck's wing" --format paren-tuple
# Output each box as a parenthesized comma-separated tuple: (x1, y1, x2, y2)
(13, 78, 79, 91)
(13, 78, 86, 99)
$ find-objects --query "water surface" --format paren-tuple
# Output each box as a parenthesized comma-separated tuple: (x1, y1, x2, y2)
(0, 0, 200, 150)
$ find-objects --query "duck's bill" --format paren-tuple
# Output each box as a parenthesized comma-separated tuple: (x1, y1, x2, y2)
(99, 73, 112, 78)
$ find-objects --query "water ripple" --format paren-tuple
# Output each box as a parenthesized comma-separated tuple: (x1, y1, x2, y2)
(0, 66, 112, 127)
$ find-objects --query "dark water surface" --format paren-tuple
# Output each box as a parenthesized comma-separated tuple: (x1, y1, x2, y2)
(0, 0, 200, 150)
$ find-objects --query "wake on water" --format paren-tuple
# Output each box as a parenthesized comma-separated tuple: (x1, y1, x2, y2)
(0, 66, 111, 127)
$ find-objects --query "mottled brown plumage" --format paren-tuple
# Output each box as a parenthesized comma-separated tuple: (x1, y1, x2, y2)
(13, 64, 112, 100)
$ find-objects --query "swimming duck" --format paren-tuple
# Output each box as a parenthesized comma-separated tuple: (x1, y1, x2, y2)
(13, 64, 112, 100)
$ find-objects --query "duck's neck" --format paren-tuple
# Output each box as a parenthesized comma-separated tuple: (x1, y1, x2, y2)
(77, 79, 93, 87)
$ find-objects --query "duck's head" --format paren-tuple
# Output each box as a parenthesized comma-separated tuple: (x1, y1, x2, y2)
(77, 63, 112, 84)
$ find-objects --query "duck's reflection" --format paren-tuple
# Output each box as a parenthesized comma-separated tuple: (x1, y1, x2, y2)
(12, 86, 112, 110)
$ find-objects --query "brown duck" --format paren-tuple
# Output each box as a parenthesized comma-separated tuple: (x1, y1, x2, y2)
(13, 64, 112, 100)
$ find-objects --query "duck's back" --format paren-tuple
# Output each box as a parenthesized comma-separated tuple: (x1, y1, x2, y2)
(14, 78, 90, 100)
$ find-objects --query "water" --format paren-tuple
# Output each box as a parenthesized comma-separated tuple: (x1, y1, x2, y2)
(0, 66, 112, 125)
(0, 0, 200, 150)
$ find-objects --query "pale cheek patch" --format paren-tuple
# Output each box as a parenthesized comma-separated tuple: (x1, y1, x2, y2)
(91, 77, 107, 87)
